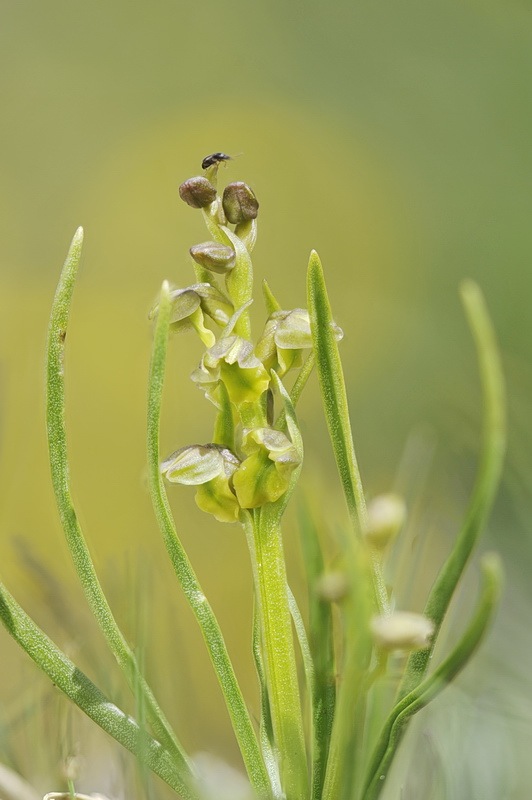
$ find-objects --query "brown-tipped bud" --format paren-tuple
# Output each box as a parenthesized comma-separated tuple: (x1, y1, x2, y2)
(222, 182, 259, 224)
(190, 241, 236, 274)
(179, 176, 217, 209)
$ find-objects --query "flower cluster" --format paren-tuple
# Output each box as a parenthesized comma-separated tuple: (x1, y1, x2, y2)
(157, 158, 341, 523)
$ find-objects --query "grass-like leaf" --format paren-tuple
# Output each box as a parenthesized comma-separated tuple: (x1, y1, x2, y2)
(147, 282, 272, 800)
(398, 281, 506, 699)
(252, 604, 282, 799)
(0, 580, 199, 799)
(307, 250, 389, 615)
(46, 228, 192, 776)
(321, 542, 373, 800)
(362, 553, 503, 800)
(287, 584, 316, 747)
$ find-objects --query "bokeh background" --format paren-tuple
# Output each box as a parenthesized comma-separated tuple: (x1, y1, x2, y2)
(1, 2, 531, 798)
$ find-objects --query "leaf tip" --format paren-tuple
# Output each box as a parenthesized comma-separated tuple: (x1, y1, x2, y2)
(68, 226, 84, 256)
(308, 249, 322, 270)
(459, 279, 483, 310)
(480, 551, 504, 593)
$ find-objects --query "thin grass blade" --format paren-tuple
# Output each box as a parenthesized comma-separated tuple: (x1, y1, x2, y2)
(147, 282, 272, 800)
(252, 604, 282, 798)
(307, 250, 389, 615)
(297, 503, 336, 800)
(46, 229, 192, 774)
(398, 281, 506, 699)
(0, 581, 199, 799)
(362, 554, 503, 800)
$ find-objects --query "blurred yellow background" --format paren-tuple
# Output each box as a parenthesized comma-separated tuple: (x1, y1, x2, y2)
(1, 2, 531, 798)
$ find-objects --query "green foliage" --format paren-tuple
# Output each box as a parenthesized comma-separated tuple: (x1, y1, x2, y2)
(0, 161, 506, 800)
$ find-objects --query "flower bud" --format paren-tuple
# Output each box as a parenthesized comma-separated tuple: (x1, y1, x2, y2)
(315, 571, 350, 603)
(179, 176, 217, 209)
(222, 182, 259, 224)
(370, 612, 434, 652)
(364, 494, 406, 550)
(190, 241, 236, 275)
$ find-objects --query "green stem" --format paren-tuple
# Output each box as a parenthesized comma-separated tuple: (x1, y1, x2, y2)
(0, 580, 198, 799)
(148, 283, 272, 800)
(243, 510, 309, 800)
(46, 229, 193, 777)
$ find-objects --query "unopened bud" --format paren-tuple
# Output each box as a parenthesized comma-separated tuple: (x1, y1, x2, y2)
(222, 182, 259, 224)
(179, 176, 217, 209)
(315, 571, 350, 603)
(370, 612, 434, 652)
(364, 494, 406, 550)
(190, 241, 236, 274)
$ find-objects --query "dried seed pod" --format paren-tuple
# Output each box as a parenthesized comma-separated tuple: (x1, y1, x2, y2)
(222, 181, 259, 224)
(179, 176, 217, 209)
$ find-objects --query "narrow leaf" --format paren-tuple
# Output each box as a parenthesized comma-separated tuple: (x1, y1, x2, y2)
(362, 554, 503, 800)
(262, 280, 282, 314)
(147, 283, 272, 800)
(287, 586, 317, 788)
(0, 580, 199, 799)
(46, 229, 190, 771)
(398, 281, 506, 698)
(307, 250, 389, 615)
(297, 503, 336, 800)
(252, 604, 282, 799)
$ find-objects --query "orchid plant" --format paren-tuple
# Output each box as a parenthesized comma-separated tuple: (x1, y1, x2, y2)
(0, 157, 506, 800)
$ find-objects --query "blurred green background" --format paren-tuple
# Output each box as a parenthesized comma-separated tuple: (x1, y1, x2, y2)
(1, 1, 531, 798)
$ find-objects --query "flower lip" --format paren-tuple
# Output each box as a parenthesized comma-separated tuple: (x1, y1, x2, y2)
(161, 443, 240, 485)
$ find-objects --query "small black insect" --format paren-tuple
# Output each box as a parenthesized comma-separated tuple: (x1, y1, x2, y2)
(201, 152, 232, 170)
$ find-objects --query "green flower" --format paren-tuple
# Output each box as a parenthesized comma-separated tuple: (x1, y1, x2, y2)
(192, 334, 270, 407)
(161, 444, 240, 523)
(232, 427, 301, 508)
(256, 308, 343, 376)
(151, 283, 233, 347)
